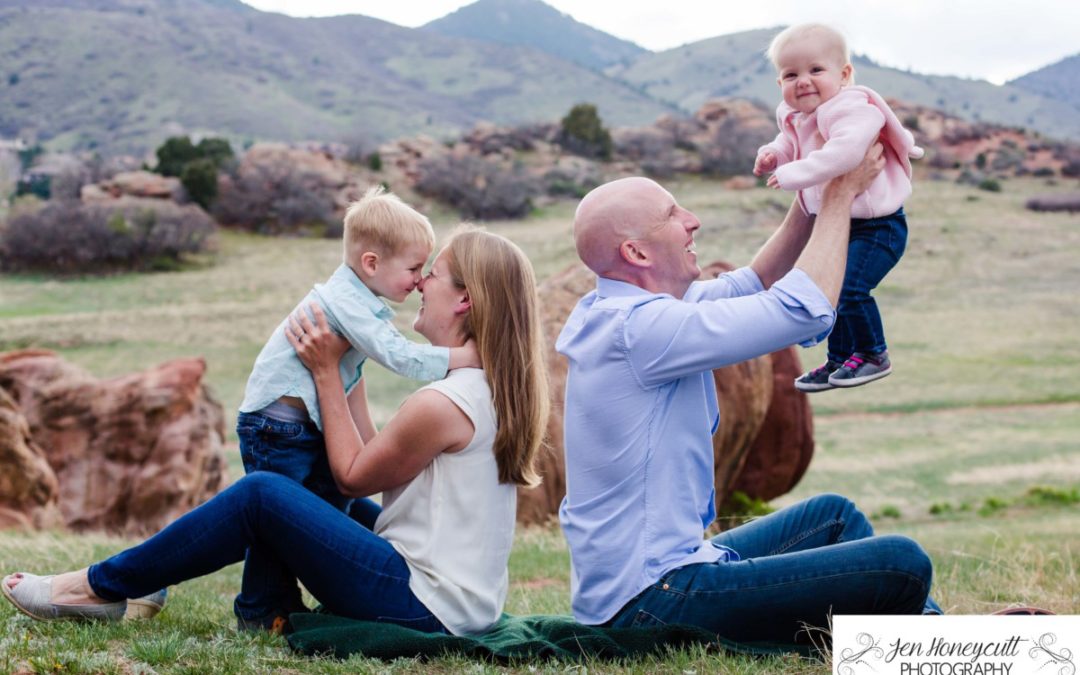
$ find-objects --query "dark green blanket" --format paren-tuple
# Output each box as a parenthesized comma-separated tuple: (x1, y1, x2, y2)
(287, 613, 807, 662)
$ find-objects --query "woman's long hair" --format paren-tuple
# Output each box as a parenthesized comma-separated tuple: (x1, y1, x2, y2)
(445, 227, 547, 487)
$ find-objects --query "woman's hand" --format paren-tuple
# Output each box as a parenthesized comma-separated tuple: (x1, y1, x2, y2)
(285, 303, 350, 375)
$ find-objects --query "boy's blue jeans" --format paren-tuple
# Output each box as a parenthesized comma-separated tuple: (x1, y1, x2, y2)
(607, 494, 940, 649)
(827, 209, 908, 362)
(86, 472, 446, 633)
(235, 411, 352, 622)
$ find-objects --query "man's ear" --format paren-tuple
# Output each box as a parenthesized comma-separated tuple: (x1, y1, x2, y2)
(454, 289, 472, 316)
(619, 240, 650, 269)
(359, 251, 379, 277)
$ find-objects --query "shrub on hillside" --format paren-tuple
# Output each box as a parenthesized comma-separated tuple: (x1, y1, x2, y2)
(213, 163, 335, 234)
(1025, 194, 1080, 213)
(154, 136, 235, 208)
(180, 158, 220, 209)
(0, 199, 216, 274)
(155, 137, 201, 178)
(558, 104, 613, 161)
(415, 154, 539, 220)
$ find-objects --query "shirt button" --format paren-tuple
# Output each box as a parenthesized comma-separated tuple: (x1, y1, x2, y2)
(662, 583, 670, 590)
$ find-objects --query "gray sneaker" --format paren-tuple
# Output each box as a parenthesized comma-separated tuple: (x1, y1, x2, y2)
(125, 588, 167, 620)
(829, 351, 892, 388)
(794, 359, 843, 392)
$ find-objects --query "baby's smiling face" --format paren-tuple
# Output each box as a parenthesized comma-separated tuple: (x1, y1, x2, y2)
(775, 33, 853, 115)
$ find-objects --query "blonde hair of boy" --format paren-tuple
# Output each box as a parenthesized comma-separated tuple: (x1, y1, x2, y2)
(342, 186, 435, 265)
(444, 226, 548, 488)
(766, 23, 853, 79)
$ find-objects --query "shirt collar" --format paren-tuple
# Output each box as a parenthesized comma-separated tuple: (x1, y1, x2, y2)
(333, 264, 394, 320)
(595, 276, 694, 300)
(595, 276, 654, 299)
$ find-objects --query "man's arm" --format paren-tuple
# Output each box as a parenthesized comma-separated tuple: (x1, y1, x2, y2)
(748, 198, 814, 290)
(749, 142, 886, 298)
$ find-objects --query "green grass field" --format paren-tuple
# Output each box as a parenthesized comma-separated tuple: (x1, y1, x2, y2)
(1, 175, 1078, 673)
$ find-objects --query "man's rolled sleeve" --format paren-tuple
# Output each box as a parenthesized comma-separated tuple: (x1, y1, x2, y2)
(770, 268, 836, 346)
(627, 268, 835, 386)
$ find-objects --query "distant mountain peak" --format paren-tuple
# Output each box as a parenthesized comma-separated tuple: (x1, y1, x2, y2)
(1009, 53, 1080, 113)
(423, 0, 646, 71)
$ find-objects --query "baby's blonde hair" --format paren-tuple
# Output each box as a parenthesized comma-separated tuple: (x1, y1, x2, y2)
(342, 186, 435, 264)
(766, 23, 851, 71)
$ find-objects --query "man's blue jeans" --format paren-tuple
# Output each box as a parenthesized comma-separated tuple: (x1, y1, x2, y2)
(607, 494, 940, 649)
(828, 209, 908, 361)
(86, 472, 447, 633)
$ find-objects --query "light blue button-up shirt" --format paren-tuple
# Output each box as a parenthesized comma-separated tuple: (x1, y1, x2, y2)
(240, 264, 450, 431)
(556, 266, 835, 624)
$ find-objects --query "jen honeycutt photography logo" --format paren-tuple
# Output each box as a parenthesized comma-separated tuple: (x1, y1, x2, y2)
(833, 616, 1078, 675)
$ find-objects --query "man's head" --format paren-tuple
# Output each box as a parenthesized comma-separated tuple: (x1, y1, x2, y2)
(573, 177, 702, 297)
(343, 186, 436, 302)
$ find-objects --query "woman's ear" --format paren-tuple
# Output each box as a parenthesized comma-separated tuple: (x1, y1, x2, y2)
(454, 289, 472, 316)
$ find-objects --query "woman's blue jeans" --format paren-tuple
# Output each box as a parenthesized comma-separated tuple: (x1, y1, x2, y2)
(86, 472, 446, 633)
(607, 494, 940, 650)
(827, 209, 908, 362)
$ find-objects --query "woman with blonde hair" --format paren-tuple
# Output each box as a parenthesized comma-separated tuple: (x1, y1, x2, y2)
(3, 228, 548, 637)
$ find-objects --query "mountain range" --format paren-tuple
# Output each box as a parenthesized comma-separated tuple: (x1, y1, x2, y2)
(1, 0, 1078, 155)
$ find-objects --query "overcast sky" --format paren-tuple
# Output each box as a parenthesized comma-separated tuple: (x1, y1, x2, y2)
(242, 0, 1079, 85)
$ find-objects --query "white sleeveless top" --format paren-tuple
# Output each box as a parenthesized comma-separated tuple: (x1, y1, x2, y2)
(374, 368, 515, 635)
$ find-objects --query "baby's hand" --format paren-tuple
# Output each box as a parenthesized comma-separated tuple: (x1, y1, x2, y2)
(448, 339, 481, 371)
(766, 174, 781, 189)
(754, 152, 777, 177)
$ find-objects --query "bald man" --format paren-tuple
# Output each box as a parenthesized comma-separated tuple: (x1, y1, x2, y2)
(555, 146, 940, 652)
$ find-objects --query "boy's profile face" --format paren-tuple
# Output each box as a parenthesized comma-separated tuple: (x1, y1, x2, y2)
(366, 242, 432, 303)
(775, 33, 852, 115)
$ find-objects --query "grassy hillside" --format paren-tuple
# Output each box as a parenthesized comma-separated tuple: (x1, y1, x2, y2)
(1, 176, 1078, 671)
(0, 0, 672, 153)
(608, 29, 1080, 141)
(423, 0, 646, 71)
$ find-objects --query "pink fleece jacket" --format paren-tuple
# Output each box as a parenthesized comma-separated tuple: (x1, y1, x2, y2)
(757, 85, 924, 218)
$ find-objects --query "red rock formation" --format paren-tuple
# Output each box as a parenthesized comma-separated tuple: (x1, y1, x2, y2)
(731, 346, 815, 501)
(0, 350, 228, 535)
(0, 387, 63, 530)
(81, 170, 183, 202)
(518, 261, 814, 524)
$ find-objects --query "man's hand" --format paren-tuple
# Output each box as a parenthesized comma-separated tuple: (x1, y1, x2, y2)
(753, 151, 777, 177)
(823, 141, 885, 200)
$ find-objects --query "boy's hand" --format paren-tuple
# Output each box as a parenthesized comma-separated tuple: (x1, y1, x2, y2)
(754, 151, 777, 177)
(448, 339, 481, 371)
(286, 303, 350, 374)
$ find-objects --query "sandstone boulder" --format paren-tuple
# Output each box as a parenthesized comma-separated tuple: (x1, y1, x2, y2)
(517, 262, 814, 524)
(0, 350, 228, 536)
(0, 386, 63, 530)
(98, 171, 183, 200)
(731, 346, 815, 501)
